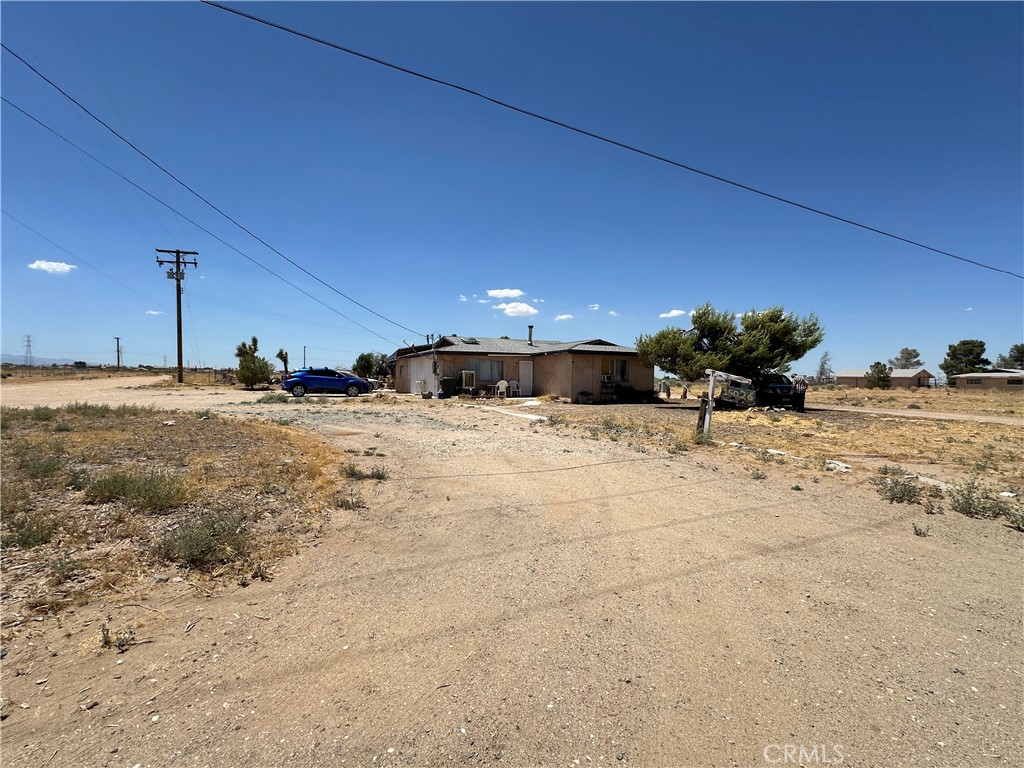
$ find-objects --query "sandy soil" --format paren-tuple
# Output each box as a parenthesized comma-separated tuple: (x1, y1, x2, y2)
(2, 377, 1022, 768)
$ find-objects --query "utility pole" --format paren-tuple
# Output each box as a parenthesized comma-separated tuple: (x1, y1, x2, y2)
(155, 249, 198, 383)
(114, 337, 122, 370)
(303, 346, 307, 368)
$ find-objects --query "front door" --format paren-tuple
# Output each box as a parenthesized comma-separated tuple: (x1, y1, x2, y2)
(519, 361, 533, 397)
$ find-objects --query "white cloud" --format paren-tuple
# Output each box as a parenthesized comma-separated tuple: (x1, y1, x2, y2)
(588, 304, 600, 311)
(493, 302, 539, 317)
(608, 310, 620, 317)
(458, 294, 467, 302)
(532, 298, 545, 303)
(659, 309, 687, 318)
(487, 288, 525, 299)
(145, 310, 163, 316)
(964, 307, 973, 312)
(28, 260, 76, 275)
(478, 299, 490, 303)
(554, 314, 573, 321)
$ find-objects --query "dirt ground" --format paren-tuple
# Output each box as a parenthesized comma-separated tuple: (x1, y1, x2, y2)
(1, 377, 1022, 768)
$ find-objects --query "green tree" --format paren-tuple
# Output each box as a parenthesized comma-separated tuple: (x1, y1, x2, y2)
(887, 347, 923, 369)
(353, 351, 393, 379)
(234, 336, 273, 389)
(995, 343, 1024, 369)
(276, 348, 290, 376)
(864, 362, 892, 389)
(636, 303, 824, 382)
(939, 339, 990, 381)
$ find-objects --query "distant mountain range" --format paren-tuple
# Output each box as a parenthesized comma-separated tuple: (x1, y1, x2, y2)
(1, 353, 83, 366)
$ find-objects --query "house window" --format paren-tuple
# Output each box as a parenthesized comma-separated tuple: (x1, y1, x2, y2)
(966, 379, 983, 385)
(467, 359, 504, 381)
(1007, 379, 1023, 386)
(603, 359, 628, 381)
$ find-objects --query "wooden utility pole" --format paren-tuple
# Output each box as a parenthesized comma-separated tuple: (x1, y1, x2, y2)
(155, 249, 198, 383)
(114, 337, 122, 370)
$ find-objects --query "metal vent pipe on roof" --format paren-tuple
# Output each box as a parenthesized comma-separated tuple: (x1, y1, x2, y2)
(528, 325, 534, 345)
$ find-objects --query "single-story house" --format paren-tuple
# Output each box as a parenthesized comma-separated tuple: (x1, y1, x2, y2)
(835, 367, 935, 389)
(392, 327, 654, 401)
(951, 369, 1024, 390)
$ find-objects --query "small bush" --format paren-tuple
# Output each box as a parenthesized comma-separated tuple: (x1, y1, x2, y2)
(50, 554, 80, 584)
(342, 463, 367, 480)
(368, 465, 390, 481)
(64, 402, 113, 418)
(29, 406, 57, 422)
(257, 392, 289, 404)
(693, 433, 715, 446)
(948, 477, 1007, 519)
(7, 511, 56, 549)
(20, 453, 66, 483)
(335, 493, 366, 510)
(52, 422, 74, 433)
(155, 512, 251, 570)
(791, 484, 803, 491)
(751, 469, 767, 480)
(85, 470, 190, 513)
(100, 624, 135, 653)
(872, 476, 922, 505)
(1004, 507, 1024, 532)
(907, 403, 922, 410)
(877, 465, 906, 476)
(924, 500, 944, 515)
(0, 479, 32, 515)
(912, 523, 930, 537)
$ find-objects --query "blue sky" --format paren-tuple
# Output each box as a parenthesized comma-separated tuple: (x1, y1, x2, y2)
(2, 2, 1021, 375)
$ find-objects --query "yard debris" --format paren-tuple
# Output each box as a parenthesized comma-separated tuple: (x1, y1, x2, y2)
(824, 460, 851, 473)
(161, 420, 176, 426)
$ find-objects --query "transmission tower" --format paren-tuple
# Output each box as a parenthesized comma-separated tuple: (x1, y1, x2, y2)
(23, 335, 34, 367)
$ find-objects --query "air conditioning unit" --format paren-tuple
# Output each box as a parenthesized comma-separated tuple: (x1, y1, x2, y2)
(602, 374, 614, 383)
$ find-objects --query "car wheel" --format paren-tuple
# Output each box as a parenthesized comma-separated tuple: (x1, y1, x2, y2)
(291, 384, 307, 397)
(345, 384, 361, 397)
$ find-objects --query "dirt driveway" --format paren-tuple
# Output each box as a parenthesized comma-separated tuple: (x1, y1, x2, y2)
(2, 378, 1022, 767)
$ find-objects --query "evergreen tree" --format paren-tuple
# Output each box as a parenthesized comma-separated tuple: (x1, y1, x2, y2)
(864, 362, 892, 389)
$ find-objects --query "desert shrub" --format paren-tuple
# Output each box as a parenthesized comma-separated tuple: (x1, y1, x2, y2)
(948, 477, 1007, 519)
(85, 470, 190, 513)
(6, 511, 56, 549)
(52, 422, 74, 433)
(257, 392, 289, 404)
(1004, 507, 1024, 532)
(64, 402, 113, 418)
(29, 406, 57, 422)
(907, 403, 922, 410)
(50, 554, 80, 584)
(342, 463, 367, 479)
(0, 479, 32, 515)
(335, 493, 366, 510)
(155, 512, 251, 570)
(877, 465, 907, 476)
(368, 465, 390, 481)
(872, 475, 922, 505)
(751, 469, 767, 480)
(912, 523, 930, 537)
(20, 453, 66, 483)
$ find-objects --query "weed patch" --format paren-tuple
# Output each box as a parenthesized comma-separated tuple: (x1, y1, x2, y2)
(155, 512, 251, 570)
(85, 470, 190, 513)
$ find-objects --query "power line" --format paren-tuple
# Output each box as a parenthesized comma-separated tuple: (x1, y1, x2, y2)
(3, 209, 166, 308)
(200, 1, 1023, 281)
(2, 96, 402, 347)
(1, 43, 425, 336)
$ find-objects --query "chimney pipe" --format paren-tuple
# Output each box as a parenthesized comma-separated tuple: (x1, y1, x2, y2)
(528, 325, 534, 345)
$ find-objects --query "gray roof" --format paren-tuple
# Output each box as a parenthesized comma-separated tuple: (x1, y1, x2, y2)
(395, 335, 637, 359)
(835, 367, 933, 378)
(951, 369, 1024, 378)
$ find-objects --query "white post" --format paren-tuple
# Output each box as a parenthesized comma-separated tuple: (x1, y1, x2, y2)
(704, 372, 717, 435)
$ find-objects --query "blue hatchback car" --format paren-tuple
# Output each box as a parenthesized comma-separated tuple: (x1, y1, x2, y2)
(281, 368, 371, 398)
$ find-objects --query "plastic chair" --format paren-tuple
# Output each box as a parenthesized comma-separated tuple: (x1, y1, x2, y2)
(495, 380, 508, 398)
(508, 379, 520, 397)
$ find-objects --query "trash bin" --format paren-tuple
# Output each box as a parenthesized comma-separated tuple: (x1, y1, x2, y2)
(440, 377, 458, 397)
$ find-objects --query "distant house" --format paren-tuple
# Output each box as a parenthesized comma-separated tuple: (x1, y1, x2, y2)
(392, 328, 654, 401)
(951, 369, 1024, 390)
(835, 367, 935, 389)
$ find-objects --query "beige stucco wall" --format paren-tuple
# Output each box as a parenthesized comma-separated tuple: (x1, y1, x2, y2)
(395, 354, 530, 394)
(956, 377, 1024, 390)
